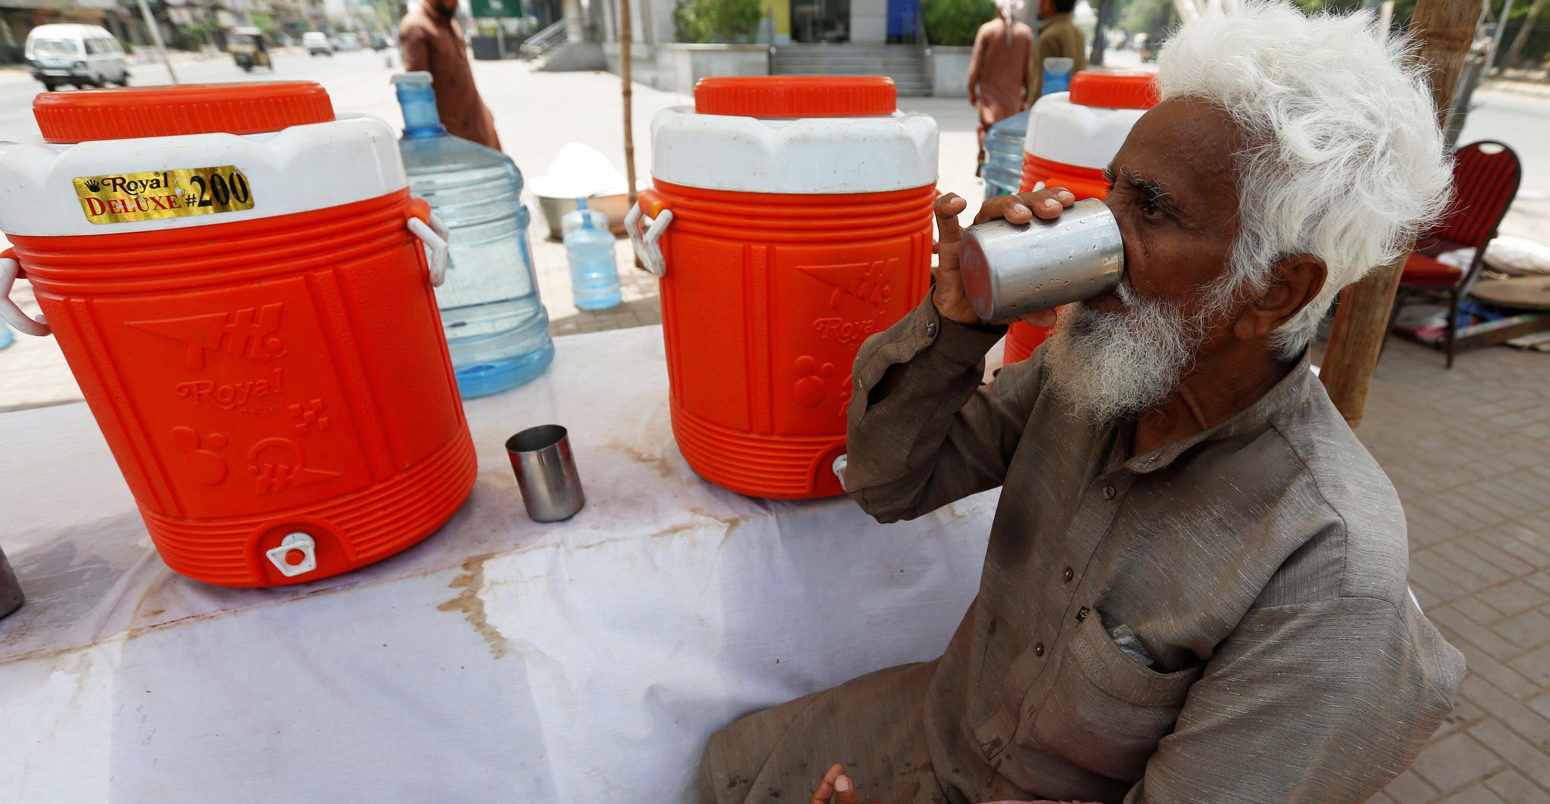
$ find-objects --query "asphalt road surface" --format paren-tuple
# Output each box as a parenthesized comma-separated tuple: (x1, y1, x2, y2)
(1459, 88, 1550, 241)
(0, 48, 405, 142)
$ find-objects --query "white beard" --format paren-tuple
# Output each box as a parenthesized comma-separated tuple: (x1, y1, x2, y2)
(1042, 285, 1206, 424)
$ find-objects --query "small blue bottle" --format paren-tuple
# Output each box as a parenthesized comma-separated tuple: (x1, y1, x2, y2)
(1043, 56, 1074, 96)
(983, 109, 1030, 201)
(0, 320, 12, 351)
(562, 198, 621, 310)
(393, 72, 554, 398)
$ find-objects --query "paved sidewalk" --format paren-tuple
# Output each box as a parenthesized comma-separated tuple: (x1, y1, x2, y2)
(1354, 338, 1550, 804)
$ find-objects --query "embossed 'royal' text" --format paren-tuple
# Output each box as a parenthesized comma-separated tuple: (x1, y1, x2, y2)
(175, 368, 285, 410)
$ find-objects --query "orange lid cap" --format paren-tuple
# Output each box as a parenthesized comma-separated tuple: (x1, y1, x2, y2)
(694, 76, 897, 118)
(1069, 70, 1158, 110)
(35, 82, 335, 143)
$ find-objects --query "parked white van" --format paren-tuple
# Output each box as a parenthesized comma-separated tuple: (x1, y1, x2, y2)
(25, 24, 129, 91)
(303, 31, 334, 56)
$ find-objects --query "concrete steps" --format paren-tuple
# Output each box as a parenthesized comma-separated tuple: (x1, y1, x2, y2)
(770, 44, 931, 96)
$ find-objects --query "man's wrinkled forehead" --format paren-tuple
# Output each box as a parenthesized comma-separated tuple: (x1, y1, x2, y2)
(1115, 98, 1243, 217)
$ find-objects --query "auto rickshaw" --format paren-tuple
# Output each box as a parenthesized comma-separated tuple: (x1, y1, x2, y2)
(229, 27, 274, 72)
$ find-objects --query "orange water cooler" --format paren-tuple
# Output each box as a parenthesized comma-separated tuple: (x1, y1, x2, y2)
(1005, 70, 1158, 363)
(627, 77, 938, 499)
(0, 83, 475, 587)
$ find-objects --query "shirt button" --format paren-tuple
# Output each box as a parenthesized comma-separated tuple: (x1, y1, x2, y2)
(1062, 567, 1074, 583)
(1033, 642, 1045, 656)
(1102, 485, 1116, 500)
(925, 320, 939, 338)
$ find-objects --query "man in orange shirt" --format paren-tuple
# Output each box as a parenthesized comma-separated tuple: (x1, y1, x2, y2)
(967, 0, 1033, 172)
(399, 0, 503, 150)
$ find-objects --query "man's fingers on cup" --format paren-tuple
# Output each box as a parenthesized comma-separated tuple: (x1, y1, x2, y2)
(974, 194, 1031, 225)
(934, 193, 967, 243)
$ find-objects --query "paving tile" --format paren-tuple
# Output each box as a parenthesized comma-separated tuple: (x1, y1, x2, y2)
(1412, 581, 1446, 612)
(1494, 608, 1550, 650)
(1484, 768, 1550, 804)
(1438, 783, 1507, 804)
(1436, 695, 1488, 739)
(1411, 563, 1475, 604)
(1508, 644, 1550, 689)
(1433, 608, 1524, 665)
(1455, 595, 1507, 625)
(1475, 530, 1550, 572)
(1478, 581, 1550, 618)
(1432, 542, 1517, 586)
(1455, 641, 1543, 700)
(1470, 718, 1550, 793)
(1413, 551, 1492, 599)
(1453, 538, 1537, 579)
(1462, 676, 1550, 748)
(1413, 733, 1506, 794)
(1533, 694, 1550, 723)
(1385, 767, 1442, 802)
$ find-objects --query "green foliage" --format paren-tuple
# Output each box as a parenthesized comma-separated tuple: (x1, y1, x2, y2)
(923, 0, 997, 46)
(178, 20, 220, 47)
(673, 0, 763, 42)
(1117, 0, 1172, 39)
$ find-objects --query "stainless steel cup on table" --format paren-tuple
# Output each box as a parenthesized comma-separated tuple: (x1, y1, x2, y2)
(0, 544, 22, 620)
(958, 198, 1125, 322)
(506, 425, 586, 522)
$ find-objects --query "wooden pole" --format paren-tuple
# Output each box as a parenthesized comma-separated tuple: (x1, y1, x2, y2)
(1317, 0, 1477, 428)
(620, 0, 638, 208)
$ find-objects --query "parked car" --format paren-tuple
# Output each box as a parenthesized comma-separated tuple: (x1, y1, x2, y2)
(332, 32, 362, 52)
(303, 31, 333, 56)
(24, 24, 129, 91)
(370, 32, 392, 51)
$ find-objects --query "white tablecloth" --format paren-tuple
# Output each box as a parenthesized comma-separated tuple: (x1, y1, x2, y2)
(0, 325, 1000, 803)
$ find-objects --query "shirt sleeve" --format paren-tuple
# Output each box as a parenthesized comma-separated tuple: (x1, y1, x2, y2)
(400, 23, 431, 73)
(843, 293, 1045, 524)
(1124, 596, 1465, 804)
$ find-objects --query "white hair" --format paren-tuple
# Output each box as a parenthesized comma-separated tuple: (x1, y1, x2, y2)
(1156, 0, 1453, 358)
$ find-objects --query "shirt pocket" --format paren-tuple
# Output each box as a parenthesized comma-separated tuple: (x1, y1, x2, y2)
(1024, 613, 1203, 782)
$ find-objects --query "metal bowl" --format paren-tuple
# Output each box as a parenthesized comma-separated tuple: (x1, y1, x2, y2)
(535, 193, 631, 240)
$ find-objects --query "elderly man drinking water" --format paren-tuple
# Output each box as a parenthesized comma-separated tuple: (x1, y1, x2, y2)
(698, 2, 1465, 803)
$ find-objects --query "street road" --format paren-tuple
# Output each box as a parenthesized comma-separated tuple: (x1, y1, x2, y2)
(1460, 88, 1550, 241)
(0, 48, 406, 142)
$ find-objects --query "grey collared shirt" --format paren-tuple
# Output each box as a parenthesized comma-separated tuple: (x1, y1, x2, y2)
(844, 296, 1465, 803)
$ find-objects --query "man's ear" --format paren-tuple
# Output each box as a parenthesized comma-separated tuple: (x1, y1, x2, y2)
(1231, 254, 1327, 341)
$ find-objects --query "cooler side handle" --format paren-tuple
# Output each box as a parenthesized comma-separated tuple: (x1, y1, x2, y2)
(406, 199, 450, 287)
(626, 190, 672, 278)
(0, 250, 49, 337)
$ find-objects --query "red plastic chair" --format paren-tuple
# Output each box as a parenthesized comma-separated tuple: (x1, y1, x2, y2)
(1389, 140, 1522, 367)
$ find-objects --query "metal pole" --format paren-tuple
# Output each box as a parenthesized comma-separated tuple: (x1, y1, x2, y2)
(1488, 0, 1513, 71)
(136, 0, 179, 84)
(621, 0, 636, 208)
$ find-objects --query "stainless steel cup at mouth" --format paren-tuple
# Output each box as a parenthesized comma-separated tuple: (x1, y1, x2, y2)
(958, 198, 1124, 322)
(0, 544, 22, 620)
(506, 425, 586, 523)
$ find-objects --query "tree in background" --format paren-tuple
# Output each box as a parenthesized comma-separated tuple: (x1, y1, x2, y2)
(1503, 0, 1547, 67)
(674, 0, 763, 42)
(925, 0, 998, 46)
